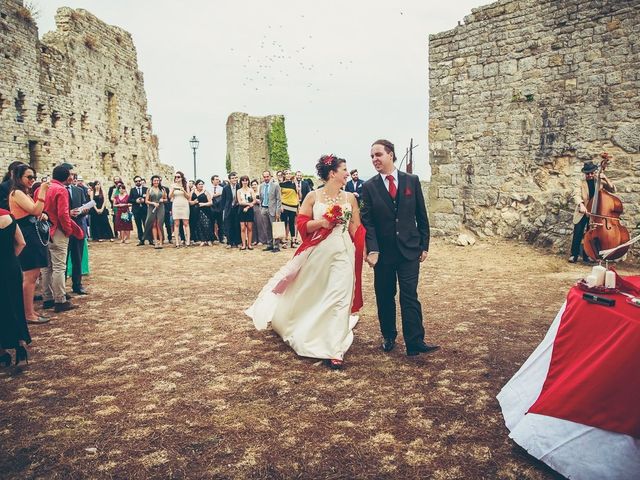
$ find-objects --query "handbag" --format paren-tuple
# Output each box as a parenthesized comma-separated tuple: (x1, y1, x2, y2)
(271, 220, 286, 240)
(28, 216, 50, 246)
(120, 211, 131, 222)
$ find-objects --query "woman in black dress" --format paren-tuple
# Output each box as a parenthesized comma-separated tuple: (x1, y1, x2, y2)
(8, 165, 50, 325)
(89, 180, 114, 241)
(191, 180, 214, 245)
(236, 175, 256, 250)
(0, 208, 31, 366)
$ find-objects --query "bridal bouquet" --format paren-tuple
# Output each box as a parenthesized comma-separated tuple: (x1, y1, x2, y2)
(323, 204, 352, 232)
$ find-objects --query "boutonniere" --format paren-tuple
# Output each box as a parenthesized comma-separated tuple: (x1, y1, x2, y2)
(404, 187, 412, 196)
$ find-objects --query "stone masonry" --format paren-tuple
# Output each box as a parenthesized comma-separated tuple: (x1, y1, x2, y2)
(0, 0, 173, 184)
(429, 0, 640, 259)
(226, 112, 285, 181)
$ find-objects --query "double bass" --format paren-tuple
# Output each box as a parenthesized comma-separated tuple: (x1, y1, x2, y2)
(582, 153, 630, 260)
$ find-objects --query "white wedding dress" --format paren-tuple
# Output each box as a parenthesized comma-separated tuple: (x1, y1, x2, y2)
(246, 196, 358, 360)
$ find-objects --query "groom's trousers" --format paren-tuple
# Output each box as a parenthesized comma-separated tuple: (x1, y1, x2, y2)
(373, 258, 425, 348)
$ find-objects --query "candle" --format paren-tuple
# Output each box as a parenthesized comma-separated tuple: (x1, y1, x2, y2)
(605, 271, 616, 289)
(592, 265, 606, 286)
(585, 275, 598, 287)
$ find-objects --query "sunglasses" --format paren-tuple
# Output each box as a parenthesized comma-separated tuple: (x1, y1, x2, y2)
(175, 176, 182, 179)
(24, 175, 35, 180)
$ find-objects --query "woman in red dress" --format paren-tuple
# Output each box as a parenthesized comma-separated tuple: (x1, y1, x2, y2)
(113, 183, 133, 243)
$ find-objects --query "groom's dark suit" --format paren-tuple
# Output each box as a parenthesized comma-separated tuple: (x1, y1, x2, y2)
(360, 170, 430, 349)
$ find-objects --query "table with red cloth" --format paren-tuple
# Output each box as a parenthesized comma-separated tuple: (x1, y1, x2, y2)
(497, 275, 640, 480)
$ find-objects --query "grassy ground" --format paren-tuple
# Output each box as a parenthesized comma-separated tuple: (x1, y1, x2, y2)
(0, 238, 635, 479)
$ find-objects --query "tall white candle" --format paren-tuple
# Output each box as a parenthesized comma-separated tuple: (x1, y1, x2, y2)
(592, 265, 606, 286)
(586, 275, 598, 287)
(605, 271, 616, 289)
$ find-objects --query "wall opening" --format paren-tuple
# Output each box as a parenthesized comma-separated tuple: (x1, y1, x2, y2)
(101, 152, 112, 177)
(36, 103, 45, 122)
(15, 90, 25, 123)
(50, 110, 61, 127)
(81, 111, 88, 131)
(28, 140, 41, 173)
(106, 90, 118, 142)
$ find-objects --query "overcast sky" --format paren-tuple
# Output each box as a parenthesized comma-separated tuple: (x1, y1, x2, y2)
(37, 0, 483, 181)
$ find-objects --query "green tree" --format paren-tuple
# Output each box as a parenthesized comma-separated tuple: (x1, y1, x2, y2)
(226, 153, 231, 174)
(267, 117, 290, 171)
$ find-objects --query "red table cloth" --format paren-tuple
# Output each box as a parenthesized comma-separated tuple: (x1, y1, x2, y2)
(528, 275, 640, 438)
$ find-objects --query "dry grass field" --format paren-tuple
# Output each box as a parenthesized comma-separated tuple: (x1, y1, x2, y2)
(1, 238, 635, 479)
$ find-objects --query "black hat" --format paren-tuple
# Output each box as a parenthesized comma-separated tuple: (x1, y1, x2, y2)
(581, 161, 598, 173)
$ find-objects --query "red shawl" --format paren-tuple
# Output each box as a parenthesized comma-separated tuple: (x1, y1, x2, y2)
(290, 214, 365, 313)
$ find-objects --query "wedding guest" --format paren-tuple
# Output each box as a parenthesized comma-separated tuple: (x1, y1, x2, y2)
(345, 169, 364, 199)
(8, 165, 50, 324)
(39, 164, 84, 313)
(107, 176, 122, 239)
(191, 179, 214, 245)
(170, 171, 191, 247)
(236, 175, 256, 250)
(113, 183, 133, 243)
(129, 176, 148, 246)
(295, 171, 312, 204)
(276, 170, 284, 184)
(260, 170, 282, 253)
(280, 170, 299, 249)
(0, 161, 27, 210)
(0, 208, 30, 366)
(209, 175, 224, 243)
(65, 168, 90, 295)
(221, 171, 241, 248)
(251, 179, 269, 245)
(162, 181, 172, 243)
(89, 180, 114, 241)
(143, 175, 167, 249)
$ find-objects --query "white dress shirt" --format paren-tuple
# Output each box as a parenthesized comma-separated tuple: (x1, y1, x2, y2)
(380, 168, 399, 192)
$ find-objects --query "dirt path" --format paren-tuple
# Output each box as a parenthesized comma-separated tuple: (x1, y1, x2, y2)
(1, 239, 635, 479)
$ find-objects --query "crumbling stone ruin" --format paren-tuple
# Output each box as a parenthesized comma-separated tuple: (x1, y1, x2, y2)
(0, 0, 173, 183)
(226, 112, 288, 181)
(428, 0, 639, 258)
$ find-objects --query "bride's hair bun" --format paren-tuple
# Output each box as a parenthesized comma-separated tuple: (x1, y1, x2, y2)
(316, 154, 346, 181)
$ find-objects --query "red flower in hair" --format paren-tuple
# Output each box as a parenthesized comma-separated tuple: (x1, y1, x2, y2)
(323, 154, 335, 165)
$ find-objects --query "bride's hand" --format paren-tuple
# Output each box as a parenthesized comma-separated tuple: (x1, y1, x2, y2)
(319, 218, 333, 229)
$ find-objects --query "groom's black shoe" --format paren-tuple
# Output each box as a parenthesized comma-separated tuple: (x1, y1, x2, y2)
(382, 337, 396, 352)
(407, 342, 440, 356)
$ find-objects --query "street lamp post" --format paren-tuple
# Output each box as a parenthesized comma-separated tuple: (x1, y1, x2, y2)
(189, 135, 199, 179)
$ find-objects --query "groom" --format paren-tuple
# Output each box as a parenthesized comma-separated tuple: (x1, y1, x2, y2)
(361, 139, 439, 356)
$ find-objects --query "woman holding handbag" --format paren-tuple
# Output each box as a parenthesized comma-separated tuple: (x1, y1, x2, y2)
(113, 183, 133, 243)
(8, 164, 51, 325)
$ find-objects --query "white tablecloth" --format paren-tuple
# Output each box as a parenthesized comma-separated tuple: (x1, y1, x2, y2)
(497, 302, 640, 479)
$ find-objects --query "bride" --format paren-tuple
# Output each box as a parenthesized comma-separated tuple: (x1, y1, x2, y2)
(245, 154, 365, 369)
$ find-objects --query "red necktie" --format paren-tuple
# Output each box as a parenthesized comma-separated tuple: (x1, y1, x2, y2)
(387, 174, 397, 200)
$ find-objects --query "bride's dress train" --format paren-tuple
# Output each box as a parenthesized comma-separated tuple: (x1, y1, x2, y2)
(246, 199, 359, 360)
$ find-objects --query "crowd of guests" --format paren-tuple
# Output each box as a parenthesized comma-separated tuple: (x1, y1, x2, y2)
(0, 159, 365, 366)
(98, 167, 364, 253)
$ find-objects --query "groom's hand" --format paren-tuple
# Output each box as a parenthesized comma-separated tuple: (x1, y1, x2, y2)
(366, 252, 379, 267)
(420, 251, 428, 262)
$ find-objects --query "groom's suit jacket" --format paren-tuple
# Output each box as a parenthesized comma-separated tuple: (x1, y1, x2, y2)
(360, 171, 430, 265)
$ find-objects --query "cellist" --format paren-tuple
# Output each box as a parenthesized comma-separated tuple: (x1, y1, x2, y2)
(568, 157, 616, 263)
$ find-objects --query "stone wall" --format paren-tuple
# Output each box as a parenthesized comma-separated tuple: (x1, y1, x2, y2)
(428, 0, 640, 259)
(226, 112, 285, 181)
(0, 0, 173, 185)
